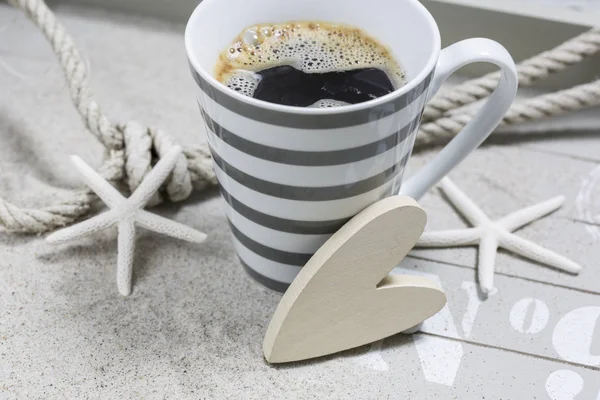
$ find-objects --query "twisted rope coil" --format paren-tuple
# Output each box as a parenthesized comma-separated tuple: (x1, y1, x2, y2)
(2, 0, 599, 233)
(1, 0, 216, 233)
(416, 79, 600, 147)
(422, 28, 600, 121)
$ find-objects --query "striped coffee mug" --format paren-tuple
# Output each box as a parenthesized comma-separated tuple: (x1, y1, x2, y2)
(185, 0, 518, 291)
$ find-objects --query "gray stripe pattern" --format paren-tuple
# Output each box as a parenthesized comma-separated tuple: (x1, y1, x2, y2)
(211, 149, 409, 201)
(238, 258, 290, 292)
(190, 63, 433, 129)
(192, 62, 432, 287)
(219, 186, 351, 234)
(201, 108, 421, 166)
(229, 220, 313, 266)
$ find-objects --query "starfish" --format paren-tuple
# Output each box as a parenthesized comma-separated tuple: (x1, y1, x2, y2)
(46, 146, 207, 296)
(416, 177, 582, 295)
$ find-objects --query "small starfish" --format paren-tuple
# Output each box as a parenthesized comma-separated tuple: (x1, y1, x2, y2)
(416, 178, 582, 294)
(47, 146, 207, 296)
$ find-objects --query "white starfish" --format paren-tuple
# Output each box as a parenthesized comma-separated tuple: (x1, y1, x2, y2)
(416, 178, 582, 295)
(47, 146, 207, 296)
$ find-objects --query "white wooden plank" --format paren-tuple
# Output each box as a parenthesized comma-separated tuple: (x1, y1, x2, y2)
(427, 0, 600, 26)
(406, 145, 600, 293)
(370, 337, 600, 399)
(392, 260, 600, 367)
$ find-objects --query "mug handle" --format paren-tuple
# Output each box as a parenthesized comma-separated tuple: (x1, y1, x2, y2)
(399, 38, 518, 200)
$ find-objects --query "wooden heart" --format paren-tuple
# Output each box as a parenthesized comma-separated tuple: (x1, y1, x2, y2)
(263, 195, 446, 363)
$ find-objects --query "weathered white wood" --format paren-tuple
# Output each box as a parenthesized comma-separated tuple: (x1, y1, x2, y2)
(407, 145, 600, 293)
(393, 259, 600, 367)
(428, 0, 600, 26)
(377, 334, 600, 398)
(263, 196, 446, 363)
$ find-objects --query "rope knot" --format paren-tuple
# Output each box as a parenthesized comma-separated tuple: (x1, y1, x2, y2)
(118, 121, 193, 206)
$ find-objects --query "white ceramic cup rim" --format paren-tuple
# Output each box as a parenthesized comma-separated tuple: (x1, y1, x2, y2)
(184, 0, 441, 116)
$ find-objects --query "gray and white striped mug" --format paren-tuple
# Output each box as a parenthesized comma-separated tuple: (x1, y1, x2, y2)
(185, 0, 518, 291)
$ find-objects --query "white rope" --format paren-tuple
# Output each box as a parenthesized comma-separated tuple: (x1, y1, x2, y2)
(415, 79, 600, 147)
(423, 28, 600, 121)
(1, 0, 598, 234)
(1, 0, 216, 233)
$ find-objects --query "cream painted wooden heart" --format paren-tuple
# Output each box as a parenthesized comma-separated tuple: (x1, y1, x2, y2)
(263, 195, 446, 363)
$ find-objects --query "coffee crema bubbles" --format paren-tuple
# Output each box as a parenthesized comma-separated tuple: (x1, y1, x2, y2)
(214, 21, 406, 107)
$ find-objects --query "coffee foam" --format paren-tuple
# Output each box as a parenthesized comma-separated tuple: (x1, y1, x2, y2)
(309, 99, 350, 108)
(214, 21, 405, 101)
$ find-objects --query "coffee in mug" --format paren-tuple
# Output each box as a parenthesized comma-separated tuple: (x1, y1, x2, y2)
(214, 21, 406, 107)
